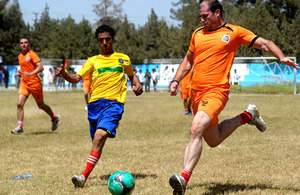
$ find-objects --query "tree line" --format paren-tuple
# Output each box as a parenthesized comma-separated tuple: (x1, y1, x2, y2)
(0, 0, 299, 65)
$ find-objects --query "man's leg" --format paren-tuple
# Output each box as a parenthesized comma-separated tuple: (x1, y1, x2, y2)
(36, 100, 60, 131)
(183, 99, 188, 114)
(72, 129, 108, 188)
(170, 111, 211, 194)
(184, 111, 211, 171)
(36, 100, 55, 118)
(84, 92, 89, 110)
(203, 116, 242, 147)
(17, 94, 27, 122)
(203, 103, 266, 147)
(11, 94, 27, 134)
(187, 98, 192, 114)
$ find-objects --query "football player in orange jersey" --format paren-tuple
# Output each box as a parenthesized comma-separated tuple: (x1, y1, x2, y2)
(168, 0, 299, 194)
(11, 38, 60, 135)
(82, 57, 92, 110)
(179, 71, 192, 115)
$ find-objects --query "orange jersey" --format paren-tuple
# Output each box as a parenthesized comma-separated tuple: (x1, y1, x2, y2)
(18, 50, 41, 86)
(180, 71, 192, 99)
(180, 71, 192, 90)
(189, 23, 258, 91)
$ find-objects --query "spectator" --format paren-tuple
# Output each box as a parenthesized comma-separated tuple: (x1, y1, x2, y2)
(145, 69, 151, 92)
(137, 70, 145, 88)
(4, 67, 9, 88)
(14, 67, 21, 89)
(48, 68, 54, 91)
(151, 68, 158, 92)
(232, 69, 240, 85)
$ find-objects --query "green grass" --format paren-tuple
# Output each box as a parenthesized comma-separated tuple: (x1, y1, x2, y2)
(0, 89, 299, 194)
(230, 84, 300, 94)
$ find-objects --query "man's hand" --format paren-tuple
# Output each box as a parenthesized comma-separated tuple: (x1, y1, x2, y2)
(22, 71, 31, 77)
(132, 84, 143, 96)
(280, 57, 300, 69)
(55, 64, 66, 77)
(170, 80, 178, 96)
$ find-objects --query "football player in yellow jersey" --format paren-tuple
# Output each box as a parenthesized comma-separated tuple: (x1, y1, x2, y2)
(169, 0, 299, 194)
(55, 25, 143, 188)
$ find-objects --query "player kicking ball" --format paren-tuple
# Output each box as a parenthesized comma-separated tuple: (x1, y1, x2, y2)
(55, 25, 143, 188)
(169, 0, 299, 194)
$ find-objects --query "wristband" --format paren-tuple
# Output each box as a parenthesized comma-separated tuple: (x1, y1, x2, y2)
(171, 80, 179, 85)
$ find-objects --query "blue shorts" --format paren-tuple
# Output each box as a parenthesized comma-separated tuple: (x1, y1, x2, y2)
(88, 99, 124, 138)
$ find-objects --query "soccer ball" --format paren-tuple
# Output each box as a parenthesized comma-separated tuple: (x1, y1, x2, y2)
(108, 170, 135, 195)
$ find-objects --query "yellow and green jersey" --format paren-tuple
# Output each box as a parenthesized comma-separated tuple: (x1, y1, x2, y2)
(77, 52, 134, 104)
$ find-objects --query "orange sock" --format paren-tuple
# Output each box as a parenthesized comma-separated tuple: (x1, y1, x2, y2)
(51, 114, 57, 121)
(238, 111, 252, 125)
(82, 150, 101, 180)
(181, 168, 192, 185)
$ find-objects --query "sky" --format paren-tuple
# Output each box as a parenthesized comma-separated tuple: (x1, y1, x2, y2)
(18, 0, 180, 27)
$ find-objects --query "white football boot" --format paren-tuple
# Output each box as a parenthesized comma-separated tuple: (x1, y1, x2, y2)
(245, 103, 266, 132)
(169, 174, 186, 195)
(11, 126, 23, 135)
(72, 175, 86, 188)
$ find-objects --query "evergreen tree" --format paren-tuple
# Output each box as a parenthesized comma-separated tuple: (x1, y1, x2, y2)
(0, 0, 26, 64)
(170, 0, 202, 58)
(30, 4, 53, 57)
(115, 15, 141, 63)
(93, 0, 125, 30)
(234, 1, 281, 57)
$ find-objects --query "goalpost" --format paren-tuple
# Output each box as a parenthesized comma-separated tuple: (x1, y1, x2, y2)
(233, 56, 298, 94)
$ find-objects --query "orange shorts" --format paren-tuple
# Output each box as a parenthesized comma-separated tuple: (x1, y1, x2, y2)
(19, 81, 43, 102)
(181, 86, 191, 100)
(190, 87, 229, 128)
(83, 81, 92, 94)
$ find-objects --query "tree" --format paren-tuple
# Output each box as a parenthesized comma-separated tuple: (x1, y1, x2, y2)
(266, 0, 299, 22)
(114, 15, 142, 63)
(93, 0, 125, 30)
(280, 9, 300, 60)
(170, 0, 202, 58)
(0, 0, 26, 64)
(29, 4, 53, 57)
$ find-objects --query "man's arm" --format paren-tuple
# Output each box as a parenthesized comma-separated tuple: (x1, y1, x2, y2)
(55, 64, 82, 84)
(128, 74, 143, 96)
(22, 61, 44, 77)
(170, 51, 194, 96)
(253, 37, 299, 69)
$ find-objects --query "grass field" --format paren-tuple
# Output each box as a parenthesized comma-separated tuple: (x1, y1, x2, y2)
(0, 89, 299, 195)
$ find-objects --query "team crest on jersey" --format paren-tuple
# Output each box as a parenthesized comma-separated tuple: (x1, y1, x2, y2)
(118, 58, 124, 64)
(26, 57, 30, 61)
(222, 35, 230, 43)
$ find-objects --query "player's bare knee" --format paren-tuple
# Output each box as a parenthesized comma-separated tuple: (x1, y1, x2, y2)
(189, 126, 203, 140)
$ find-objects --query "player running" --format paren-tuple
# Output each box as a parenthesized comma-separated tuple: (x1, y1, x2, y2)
(179, 71, 193, 115)
(55, 24, 143, 188)
(168, 0, 299, 194)
(82, 58, 92, 110)
(11, 38, 60, 135)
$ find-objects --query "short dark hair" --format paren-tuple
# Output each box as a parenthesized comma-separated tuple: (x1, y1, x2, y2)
(203, 0, 223, 17)
(95, 24, 116, 40)
(20, 37, 29, 42)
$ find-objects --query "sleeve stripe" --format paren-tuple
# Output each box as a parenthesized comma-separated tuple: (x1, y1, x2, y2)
(249, 36, 260, 47)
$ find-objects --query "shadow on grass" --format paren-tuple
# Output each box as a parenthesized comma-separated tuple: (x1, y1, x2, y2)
(189, 182, 300, 194)
(87, 173, 158, 187)
(26, 131, 58, 135)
